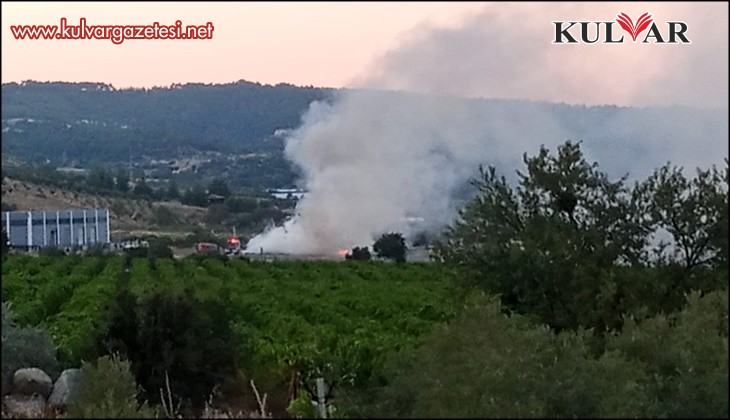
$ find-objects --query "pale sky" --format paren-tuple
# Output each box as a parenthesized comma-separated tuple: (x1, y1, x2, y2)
(1, 2, 486, 88)
(1, 2, 727, 107)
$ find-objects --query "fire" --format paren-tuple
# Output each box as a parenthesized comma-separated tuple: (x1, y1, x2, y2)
(337, 249, 349, 256)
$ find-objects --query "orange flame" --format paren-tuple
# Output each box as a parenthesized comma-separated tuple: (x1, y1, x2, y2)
(337, 249, 349, 256)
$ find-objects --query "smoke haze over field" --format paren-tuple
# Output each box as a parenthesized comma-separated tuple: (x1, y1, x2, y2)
(246, 2, 728, 255)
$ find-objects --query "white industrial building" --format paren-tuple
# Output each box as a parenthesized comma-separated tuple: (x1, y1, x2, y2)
(2, 208, 110, 250)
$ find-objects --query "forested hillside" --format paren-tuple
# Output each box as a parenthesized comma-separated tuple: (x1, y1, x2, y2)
(1, 80, 333, 164)
(3, 81, 727, 192)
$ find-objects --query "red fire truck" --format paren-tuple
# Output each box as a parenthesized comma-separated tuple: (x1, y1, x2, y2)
(226, 236, 242, 255)
(194, 242, 219, 254)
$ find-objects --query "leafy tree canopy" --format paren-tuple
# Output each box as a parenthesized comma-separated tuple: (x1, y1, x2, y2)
(373, 233, 407, 263)
(207, 178, 231, 198)
(346, 246, 372, 261)
(432, 141, 728, 332)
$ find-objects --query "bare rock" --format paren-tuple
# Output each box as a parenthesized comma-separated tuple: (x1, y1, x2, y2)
(12, 368, 53, 398)
(48, 369, 82, 409)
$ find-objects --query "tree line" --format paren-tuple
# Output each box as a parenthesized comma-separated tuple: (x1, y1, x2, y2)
(432, 140, 727, 333)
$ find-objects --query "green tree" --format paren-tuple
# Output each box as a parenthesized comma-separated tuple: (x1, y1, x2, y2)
(166, 177, 180, 200)
(99, 289, 238, 413)
(115, 169, 130, 193)
(87, 167, 115, 191)
(133, 177, 153, 198)
(373, 233, 407, 263)
(181, 184, 208, 207)
(432, 141, 650, 331)
(710, 161, 730, 270)
(636, 159, 729, 270)
(346, 246, 372, 261)
(146, 237, 173, 259)
(207, 178, 231, 198)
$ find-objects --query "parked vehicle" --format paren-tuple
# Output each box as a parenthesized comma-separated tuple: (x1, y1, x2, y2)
(195, 242, 219, 254)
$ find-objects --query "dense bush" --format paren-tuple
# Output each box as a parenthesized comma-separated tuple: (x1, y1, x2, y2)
(606, 289, 728, 418)
(225, 196, 258, 213)
(181, 184, 209, 207)
(346, 246, 372, 261)
(170, 226, 222, 248)
(1, 302, 59, 391)
(98, 288, 239, 413)
(67, 353, 158, 418)
(355, 290, 727, 418)
(146, 238, 174, 259)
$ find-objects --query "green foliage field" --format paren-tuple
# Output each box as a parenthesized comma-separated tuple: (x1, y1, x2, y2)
(1, 255, 465, 391)
(2, 252, 727, 417)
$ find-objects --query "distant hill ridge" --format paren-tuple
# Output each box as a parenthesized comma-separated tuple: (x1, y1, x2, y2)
(1, 80, 335, 165)
(2, 80, 727, 191)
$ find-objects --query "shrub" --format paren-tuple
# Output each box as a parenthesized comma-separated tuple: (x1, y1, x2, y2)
(373, 233, 407, 263)
(39, 246, 67, 257)
(204, 203, 229, 225)
(67, 353, 158, 418)
(287, 391, 318, 418)
(98, 289, 239, 414)
(152, 205, 180, 227)
(356, 294, 663, 418)
(345, 247, 371, 261)
(146, 238, 173, 259)
(1, 302, 59, 389)
(225, 196, 258, 214)
(606, 289, 729, 418)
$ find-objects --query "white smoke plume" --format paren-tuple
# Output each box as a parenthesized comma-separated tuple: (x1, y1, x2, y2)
(246, 3, 728, 255)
